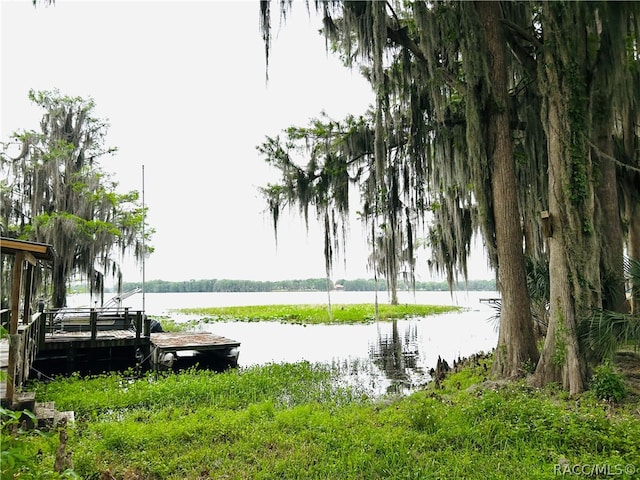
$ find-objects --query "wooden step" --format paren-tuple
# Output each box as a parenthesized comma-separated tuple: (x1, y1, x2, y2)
(35, 401, 75, 430)
(12, 391, 36, 411)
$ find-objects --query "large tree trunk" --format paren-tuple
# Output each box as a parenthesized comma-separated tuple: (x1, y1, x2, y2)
(533, 95, 587, 394)
(52, 261, 67, 309)
(623, 110, 640, 314)
(591, 21, 626, 315)
(532, 2, 601, 394)
(50, 236, 68, 309)
(596, 142, 626, 314)
(477, 1, 539, 378)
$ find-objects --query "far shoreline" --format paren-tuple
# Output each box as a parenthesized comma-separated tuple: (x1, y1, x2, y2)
(94, 277, 497, 294)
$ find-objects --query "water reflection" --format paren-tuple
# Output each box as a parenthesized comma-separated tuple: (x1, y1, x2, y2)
(69, 290, 500, 395)
(200, 309, 497, 396)
(370, 320, 423, 394)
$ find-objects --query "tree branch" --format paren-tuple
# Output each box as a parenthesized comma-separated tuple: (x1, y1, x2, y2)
(386, 25, 466, 95)
(588, 139, 640, 173)
(501, 18, 543, 50)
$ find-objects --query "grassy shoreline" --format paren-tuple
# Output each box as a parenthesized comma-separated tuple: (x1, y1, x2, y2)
(3, 357, 638, 479)
(3, 303, 639, 479)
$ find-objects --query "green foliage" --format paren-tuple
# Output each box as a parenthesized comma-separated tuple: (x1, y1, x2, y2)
(581, 310, 640, 362)
(175, 303, 459, 325)
(155, 317, 194, 332)
(432, 357, 493, 394)
(32, 363, 360, 417)
(590, 362, 627, 403)
(580, 257, 640, 361)
(0, 406, 80, 479)
(565, 61, 590, 207)
(552, 307, 568, 367)
(22, 363, 640, 479)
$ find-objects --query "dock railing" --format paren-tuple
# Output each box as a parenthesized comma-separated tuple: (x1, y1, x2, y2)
(44, 307, 150, 339)
(3, 309, 150, 406)
(16, 312, 44, 388)
(3, 312, 45, 406)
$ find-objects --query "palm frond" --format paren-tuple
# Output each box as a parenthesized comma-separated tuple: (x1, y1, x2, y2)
(580, 309, 640, 361)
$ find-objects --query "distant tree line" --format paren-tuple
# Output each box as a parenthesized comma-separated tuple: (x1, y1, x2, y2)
(338, 279, 496, 292)
(120, 278, 496, 293)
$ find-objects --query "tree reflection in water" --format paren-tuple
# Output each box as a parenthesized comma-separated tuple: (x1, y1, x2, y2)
(369, 320, 425, 394)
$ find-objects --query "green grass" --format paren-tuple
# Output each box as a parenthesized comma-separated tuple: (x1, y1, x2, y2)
(7, 360, 640, 479)
(173, 303, 459, 325)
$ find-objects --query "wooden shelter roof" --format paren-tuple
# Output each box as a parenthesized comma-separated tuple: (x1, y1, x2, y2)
(0, 237, 55, 261)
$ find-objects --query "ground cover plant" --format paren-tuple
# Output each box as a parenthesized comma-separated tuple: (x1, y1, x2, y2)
(174, 303, 459, 325)
(8, 358, 639, 479)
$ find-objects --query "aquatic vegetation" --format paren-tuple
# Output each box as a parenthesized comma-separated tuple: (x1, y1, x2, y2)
(174, 303, 459, 325)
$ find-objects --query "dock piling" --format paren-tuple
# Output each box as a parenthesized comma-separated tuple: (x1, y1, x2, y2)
(90, 309, 98, 340)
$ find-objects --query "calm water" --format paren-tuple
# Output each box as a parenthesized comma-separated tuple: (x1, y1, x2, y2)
(68, 290, 500, 395)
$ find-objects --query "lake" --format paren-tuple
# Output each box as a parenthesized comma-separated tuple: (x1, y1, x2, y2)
(68, 290, 500, 395)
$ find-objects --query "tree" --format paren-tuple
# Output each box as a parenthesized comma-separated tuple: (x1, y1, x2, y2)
(258, 111, 421, 305)
(529, 2, 593, 393)
(0, 89, 151, 308)
(529, 1, 640, 394)
(258, 114, 367, 284)
(259, 1, 540, 375)
(591, 3, 636, 316)
(259, 1, 640, 392)
(473, 1, 539, 376)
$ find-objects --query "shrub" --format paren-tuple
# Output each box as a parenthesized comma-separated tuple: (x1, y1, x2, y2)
(590, 362, 627, 403)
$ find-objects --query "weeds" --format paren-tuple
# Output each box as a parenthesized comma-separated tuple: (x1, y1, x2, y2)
(590, 362, 627, 403)
(173, 303, 459, 325)
(0, 406, 80, 479)
(16, 361, 639, 479)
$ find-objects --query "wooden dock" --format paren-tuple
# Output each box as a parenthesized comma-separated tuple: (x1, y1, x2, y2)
(1, 237, 239, 409)
(150, 332, 241, 369)
(1, 313, 240, 406)
(150, 331, 240, 353)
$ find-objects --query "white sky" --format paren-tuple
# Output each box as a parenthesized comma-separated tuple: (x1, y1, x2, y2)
(1, 0, 493, 283)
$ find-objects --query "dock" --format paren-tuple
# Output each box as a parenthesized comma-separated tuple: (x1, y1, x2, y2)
(0, 311, 241, 407)
(1, 236, 240, 409)
(150, 332, 241, 369)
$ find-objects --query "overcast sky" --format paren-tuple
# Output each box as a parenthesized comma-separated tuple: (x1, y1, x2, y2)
(1, 0, 492, 283)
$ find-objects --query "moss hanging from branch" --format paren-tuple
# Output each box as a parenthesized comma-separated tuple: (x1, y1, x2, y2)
(0, 89, 151, 307)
